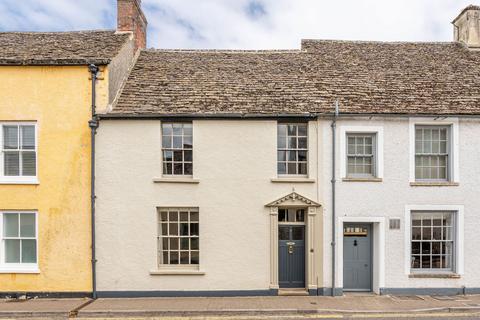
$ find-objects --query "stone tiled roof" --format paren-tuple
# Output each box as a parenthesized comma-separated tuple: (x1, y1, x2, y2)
(0, 30, 130, 65)
(110, 40, 480, 116)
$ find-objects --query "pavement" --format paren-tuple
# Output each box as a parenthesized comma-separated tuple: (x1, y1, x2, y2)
(1, 293, 480, 318)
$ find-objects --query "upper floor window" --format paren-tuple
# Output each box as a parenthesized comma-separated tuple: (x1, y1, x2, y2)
(0, 123, 37, 182)
(415, 126, 449, 181)
(277, 123, 308, 175)
(161, 123, 192, 176)
(346, 133, 376, 178)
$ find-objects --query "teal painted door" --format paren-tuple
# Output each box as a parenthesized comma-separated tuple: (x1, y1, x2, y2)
(343, 224, 372, 291)
(279, 225, 305, 288)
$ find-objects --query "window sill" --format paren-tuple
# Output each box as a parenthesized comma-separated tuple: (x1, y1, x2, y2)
(153, 177, 199, 184)
(410, 182, 459, 187)
(150, 269, 205, 275)
(0, 178, 39, 185)
(342, 177, 383, 182)
(271, 178, 315, 183)
(0, 267, 40, 274)
(409, 273, 460, 279)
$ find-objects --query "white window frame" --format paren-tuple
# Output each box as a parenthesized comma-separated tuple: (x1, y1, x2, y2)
(156, 207, 199, 268)
(340, 126, 384, 179)
(277, 122, 309, 177)
(404, 205, 464, 275)
(0, 122, 38, 184)
(160, 122, 193, 177)
(0, 211, 39, 273)
(409, 118, 459, 183)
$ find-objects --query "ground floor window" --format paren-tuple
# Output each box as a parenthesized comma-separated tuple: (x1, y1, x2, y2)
(157, 208, 199, 266)
(411, 211, 454, 271)
(1, 212, 37, 267)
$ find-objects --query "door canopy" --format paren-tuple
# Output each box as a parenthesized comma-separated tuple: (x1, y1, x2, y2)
(265, 191, 321, 208)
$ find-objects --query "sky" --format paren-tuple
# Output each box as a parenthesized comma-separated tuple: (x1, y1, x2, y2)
(0, 0, 474, 49)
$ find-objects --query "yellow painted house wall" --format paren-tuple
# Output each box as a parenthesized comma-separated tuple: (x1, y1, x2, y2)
(0, 65, 108, 292)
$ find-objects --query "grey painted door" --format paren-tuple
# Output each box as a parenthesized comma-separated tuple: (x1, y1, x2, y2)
(279, 225, 305, 288)
(343, 224, 372, 291)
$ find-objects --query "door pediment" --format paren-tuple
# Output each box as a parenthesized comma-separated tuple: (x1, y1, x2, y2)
(265, 192, 321, 207)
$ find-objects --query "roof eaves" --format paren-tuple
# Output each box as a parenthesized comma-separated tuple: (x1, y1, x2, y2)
(0, 58, 112, 66)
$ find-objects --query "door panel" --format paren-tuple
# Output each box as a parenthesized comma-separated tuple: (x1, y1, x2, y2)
(279, 225, 305, 288)
(343, 224, 372, 291)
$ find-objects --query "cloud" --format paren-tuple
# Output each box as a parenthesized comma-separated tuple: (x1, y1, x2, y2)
(0, 0, 474, 49)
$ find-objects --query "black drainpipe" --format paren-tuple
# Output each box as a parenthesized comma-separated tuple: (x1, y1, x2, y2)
(88, 64, 99, 299)
(331, 100, 339, 296)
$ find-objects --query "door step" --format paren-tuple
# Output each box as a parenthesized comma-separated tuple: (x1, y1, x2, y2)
(278, 289, 309, 296)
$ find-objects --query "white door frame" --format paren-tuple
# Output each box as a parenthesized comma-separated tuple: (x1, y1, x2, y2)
(336, 217, 385, 294)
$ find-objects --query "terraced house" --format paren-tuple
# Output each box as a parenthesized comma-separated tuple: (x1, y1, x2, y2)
(0, 0, 145, 296)
(2, 0, 480, 299)
(94, 4, 480, 297)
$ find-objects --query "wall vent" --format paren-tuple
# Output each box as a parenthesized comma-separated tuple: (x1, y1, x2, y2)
(389, 218, 401, 230)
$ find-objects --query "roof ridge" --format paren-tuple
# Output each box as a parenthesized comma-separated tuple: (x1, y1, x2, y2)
(141, 48, 303, 54)
(0, 29, 116, 35)
(301, 39, 457, 45)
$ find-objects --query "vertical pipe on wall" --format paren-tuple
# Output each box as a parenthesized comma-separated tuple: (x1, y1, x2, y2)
(88, 64, 99, 299)
(331, 100, 339, 296)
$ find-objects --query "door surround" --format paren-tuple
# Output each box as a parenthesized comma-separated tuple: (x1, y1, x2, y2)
(336, 217, 385, 294)
(266, 192, 321, 293)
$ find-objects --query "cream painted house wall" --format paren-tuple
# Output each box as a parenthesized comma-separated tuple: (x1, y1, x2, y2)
(95, 120, 323, 293)
(320, 117, 480, 293)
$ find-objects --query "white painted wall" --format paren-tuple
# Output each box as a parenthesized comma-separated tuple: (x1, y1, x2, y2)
(96, 116, 480, 292)
(321, 117, 480, 290)
(95, 120, 323, 292)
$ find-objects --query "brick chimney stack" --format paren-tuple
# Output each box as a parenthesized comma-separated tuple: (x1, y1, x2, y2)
(117, 0, 147, 51)
(452, 5, 480, 48)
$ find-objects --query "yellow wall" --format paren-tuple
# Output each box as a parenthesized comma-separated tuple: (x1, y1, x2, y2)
(0, 65, 108, 292)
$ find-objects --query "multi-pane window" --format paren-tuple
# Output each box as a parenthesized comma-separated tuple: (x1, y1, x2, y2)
(158, 208, 199, 266)
(278, 209, 305, 223)
(2, 212, 37, 264)
(415, 126, 449, 181)
(277, 123, 308, 175)
(1, 124, 36, 177)
(411, 212, 454, 271)
(346, 133, 376, 177)
(162, 123, 193, 176)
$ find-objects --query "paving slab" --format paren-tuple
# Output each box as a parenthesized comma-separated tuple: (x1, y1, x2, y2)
(77, 294, 480, 317)
(0, 298, 90, 318)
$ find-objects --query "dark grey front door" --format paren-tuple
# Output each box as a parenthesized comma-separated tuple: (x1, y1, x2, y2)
(343, 224, 372, 291)
(279, 225, 305, 288)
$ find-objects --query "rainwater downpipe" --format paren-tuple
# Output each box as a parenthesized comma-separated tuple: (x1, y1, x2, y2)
(88, 64, 99, 299)
(331, 100, 339, 296)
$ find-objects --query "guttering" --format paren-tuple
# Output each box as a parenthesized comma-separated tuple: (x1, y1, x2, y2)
(97, 113, 318, 120)
(0, 59, 112, 66)
(88, 64, 99, 300)
(97, 112, 480, 120)
(331, 100, 339, 296)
